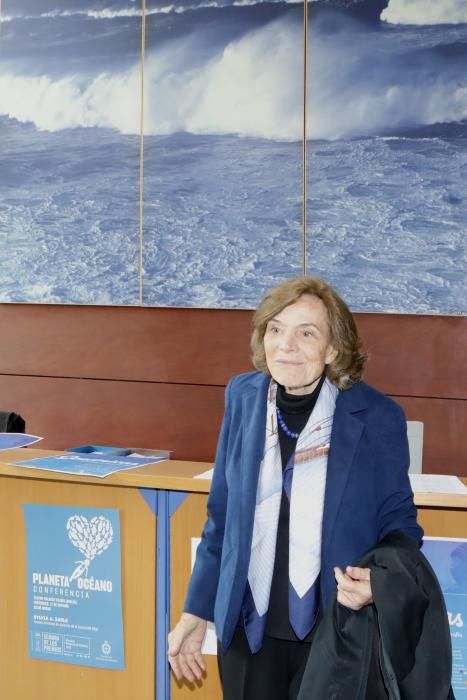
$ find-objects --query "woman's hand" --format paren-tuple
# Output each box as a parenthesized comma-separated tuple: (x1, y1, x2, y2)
(334, 565, 373, 610)
(168, 612, 208, 683)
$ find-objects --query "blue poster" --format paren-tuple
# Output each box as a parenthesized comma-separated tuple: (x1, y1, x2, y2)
(423, 537, 467, 696)
(24, 505, 124, 669)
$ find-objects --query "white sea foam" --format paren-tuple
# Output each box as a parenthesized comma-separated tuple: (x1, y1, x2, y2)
(307, 22, 467, 139)
(0, 17, 303, 140)
(143, 18, 303, 140)
(13, 0, 302, 22)
(2, 7, 185, 22)
(0, 69, 141, 133)
(382, 0, 467, 25)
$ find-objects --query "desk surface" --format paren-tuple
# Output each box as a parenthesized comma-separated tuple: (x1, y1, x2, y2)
(0, 448, 212, 493)
(0, 448, 466, 508)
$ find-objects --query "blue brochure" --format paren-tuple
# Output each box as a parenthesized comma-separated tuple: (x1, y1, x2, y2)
(0, 433, 42, 450)
(15, 453, 163, 478)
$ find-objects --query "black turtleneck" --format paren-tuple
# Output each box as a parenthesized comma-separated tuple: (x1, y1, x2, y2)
(275, 374, 325, 472)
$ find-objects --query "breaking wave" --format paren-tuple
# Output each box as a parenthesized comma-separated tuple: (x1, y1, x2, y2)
(1, 7, 466, 140)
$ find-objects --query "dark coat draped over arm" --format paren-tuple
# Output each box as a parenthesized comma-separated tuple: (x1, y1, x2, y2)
(297, 532, 454, 700)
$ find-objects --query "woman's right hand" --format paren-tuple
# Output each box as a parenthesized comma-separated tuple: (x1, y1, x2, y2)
(167, 612, 208, 683)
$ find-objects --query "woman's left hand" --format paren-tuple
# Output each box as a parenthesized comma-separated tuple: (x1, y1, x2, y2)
(334, 565, 373, 610)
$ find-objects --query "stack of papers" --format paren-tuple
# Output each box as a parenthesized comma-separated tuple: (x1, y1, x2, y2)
(409, 473, 467, 494)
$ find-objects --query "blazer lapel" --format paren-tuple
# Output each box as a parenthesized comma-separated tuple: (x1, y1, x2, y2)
(240, 375, 270, 521)
(321, 385, 367, 554)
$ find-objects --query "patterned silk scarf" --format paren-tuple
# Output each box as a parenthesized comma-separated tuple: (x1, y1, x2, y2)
(242, 378, 338, 652)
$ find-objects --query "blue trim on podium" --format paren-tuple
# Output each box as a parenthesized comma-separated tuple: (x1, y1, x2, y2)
(139, 487, 157, 515)
(156, 491, 170, 700)
(155, 491, 189, 700)
(165, 492, 189, 699)
(137, 489, 190, 699)
(169, 491, 188, 517)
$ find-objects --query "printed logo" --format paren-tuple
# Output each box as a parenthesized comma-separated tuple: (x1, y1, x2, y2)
(67, 515, 114, 580)
(101, 640, 112, 656)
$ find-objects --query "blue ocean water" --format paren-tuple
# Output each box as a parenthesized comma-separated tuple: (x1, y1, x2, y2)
(0, 0, 466, 312)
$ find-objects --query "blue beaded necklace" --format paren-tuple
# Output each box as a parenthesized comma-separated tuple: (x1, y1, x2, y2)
(276, 407, 300, 440)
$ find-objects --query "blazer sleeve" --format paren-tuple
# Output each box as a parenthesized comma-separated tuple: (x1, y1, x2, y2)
(373, 399, 423, 546)
(183, 378, 233, 621)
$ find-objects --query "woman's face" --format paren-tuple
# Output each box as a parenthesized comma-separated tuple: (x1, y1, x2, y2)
(263, 294, 337, 395)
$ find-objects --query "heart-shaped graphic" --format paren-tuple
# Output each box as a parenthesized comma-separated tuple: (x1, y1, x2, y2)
(67, 515, 114, 561)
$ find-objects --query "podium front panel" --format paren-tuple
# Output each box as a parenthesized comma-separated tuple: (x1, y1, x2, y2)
(418, 507, 467, 538)
(0, 475, 156, 700)
(170, 492, 222, 700)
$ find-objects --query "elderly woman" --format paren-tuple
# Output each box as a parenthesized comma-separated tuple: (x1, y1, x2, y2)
(168, 276, 422, 700)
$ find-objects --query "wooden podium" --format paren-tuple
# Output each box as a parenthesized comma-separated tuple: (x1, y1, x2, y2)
(0, 448, 214, 700)
(0, 448, 465, 700)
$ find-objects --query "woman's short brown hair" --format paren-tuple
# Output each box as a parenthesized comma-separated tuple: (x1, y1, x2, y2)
(251, 276, 367, 390)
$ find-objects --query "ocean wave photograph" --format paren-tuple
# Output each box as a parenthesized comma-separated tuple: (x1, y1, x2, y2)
(0, 0, 465, 312)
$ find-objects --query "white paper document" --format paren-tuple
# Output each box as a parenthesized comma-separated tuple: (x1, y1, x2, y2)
(410, 473, 467, 494)
(191, 538, 217, 655)
(194, 468, 214, 480)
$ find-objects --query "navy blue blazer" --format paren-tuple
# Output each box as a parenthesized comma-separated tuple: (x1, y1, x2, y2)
(184, 371, 423, 651)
